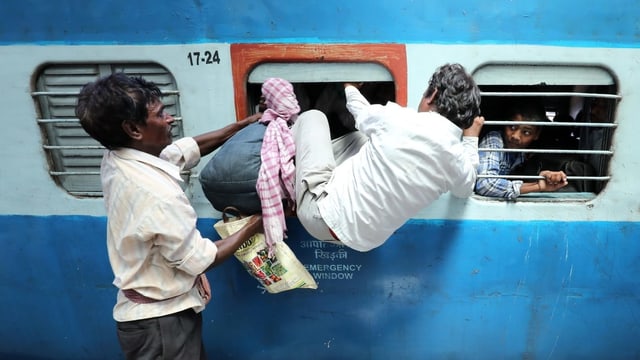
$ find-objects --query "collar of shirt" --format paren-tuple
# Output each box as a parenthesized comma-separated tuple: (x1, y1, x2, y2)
(416, 109, 463, 138)
(111, 147, 183, 182)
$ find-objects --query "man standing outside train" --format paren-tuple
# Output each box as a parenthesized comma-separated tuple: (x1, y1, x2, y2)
(76, 73, 262, 359)
(293, 63, 484, 252)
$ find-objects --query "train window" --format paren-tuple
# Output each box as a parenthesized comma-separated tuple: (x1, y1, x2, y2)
(229, 43, 408, 122)
(32, 63, 183, 197)
(472, 64, 618, 200)
(247, 62, 396, 139)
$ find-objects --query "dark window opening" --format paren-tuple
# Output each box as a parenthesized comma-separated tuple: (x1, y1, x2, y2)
(479, 83, 617, 195)
(246, 81, 396, 139)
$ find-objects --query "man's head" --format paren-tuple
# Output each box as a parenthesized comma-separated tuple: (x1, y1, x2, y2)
(503, 101, 547, 149)
(76, 73, 174, 156)
(261, 77, 300, 123)
(418, 63, 481, 129)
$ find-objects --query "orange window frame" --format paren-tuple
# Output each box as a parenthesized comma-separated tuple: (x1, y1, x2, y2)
(230, 43, 407, 120)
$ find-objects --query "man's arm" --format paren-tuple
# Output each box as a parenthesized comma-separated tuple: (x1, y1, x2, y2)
(462, 116, 484, 138)
(205, 215, 263, 271)
(450, 116, 485, 198)
(519, 170, 568, 195)
(450, 136, 480, 198)
(194, 113, 262, 157)
(461, 116, 485, 171)
(344, 84, 370, 119)
(474, 132, 521, 199)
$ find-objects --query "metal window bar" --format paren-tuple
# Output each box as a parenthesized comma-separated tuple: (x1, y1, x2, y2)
(478, 136, 612, 183)
(480, 91, 622, 100)
(33, 64, 183, 197)
(478, 90, 618, 188)
(484, 120, 616, 128)
(69, 192, 104, 197)
(478, 174, 611, 181)
(479, 147, 612, 155)
(49, 170, 192, 176)
(32, 90, 180, 96)
(37, 116, 183, 122)
(37, 116, 183, 125)
(35, 94, 183, 174)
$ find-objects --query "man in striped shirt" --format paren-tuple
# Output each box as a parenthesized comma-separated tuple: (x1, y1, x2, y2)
(76, 73, 262, 360)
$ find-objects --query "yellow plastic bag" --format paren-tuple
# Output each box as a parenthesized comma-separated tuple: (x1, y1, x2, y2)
(213, 209, 317, 294)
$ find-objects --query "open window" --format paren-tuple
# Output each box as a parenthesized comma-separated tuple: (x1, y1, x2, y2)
(230, 44, 406, 138)
(33, 63, 184, 197)
(473, 64, 618, 199)
(247, 63, 396, 138)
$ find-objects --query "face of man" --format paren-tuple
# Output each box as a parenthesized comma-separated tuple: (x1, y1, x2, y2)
(135, 100, 175, 156)
(504, 114, 540, 149)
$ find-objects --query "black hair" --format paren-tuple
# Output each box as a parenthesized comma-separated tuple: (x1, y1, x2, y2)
(75, 73, 162, 149)
(424, 63, 481, 129)
(506, 99, 548, 123)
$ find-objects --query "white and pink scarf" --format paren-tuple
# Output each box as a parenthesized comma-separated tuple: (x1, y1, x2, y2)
(257, 78, 299, 255)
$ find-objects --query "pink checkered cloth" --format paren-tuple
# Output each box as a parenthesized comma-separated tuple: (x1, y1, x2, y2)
(257, 78, 300, 255)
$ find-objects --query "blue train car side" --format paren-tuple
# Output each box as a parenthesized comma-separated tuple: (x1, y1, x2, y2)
(1, 1, 639, 359)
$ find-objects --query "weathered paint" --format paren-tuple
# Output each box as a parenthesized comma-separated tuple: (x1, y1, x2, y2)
(0, 0, 639, 47)
(2, 215, 639, 359)
(230, 43, 408, 118)
(1, 0, 639, 359)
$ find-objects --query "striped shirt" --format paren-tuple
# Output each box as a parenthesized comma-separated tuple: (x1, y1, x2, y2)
(101, 137, 217, 322)
(475, 131, 526, 199)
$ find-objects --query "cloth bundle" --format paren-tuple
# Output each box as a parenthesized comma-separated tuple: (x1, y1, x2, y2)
(200, 77, 300, 255)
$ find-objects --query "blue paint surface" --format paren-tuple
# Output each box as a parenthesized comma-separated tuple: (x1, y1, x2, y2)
(0, 0, 638, 46)
(2, 215, 640, 359)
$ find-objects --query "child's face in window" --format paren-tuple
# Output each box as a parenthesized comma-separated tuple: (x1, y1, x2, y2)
(504, 114, 540, 149)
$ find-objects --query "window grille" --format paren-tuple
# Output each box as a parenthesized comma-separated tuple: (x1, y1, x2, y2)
(33, 63, 183, 197)
(473, 64, 618, 197)
(247, 62, 396, 139)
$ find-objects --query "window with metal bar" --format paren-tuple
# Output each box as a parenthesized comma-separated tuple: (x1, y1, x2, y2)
(473, 64, 617, 199)
(33, 63, 183, 197)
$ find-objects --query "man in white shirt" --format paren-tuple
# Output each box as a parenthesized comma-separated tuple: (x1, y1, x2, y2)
(293, 63, 484, 252)
(76, 73, 262, 359)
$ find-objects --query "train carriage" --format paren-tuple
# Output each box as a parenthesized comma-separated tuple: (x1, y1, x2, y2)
(1, 1, 639, 359)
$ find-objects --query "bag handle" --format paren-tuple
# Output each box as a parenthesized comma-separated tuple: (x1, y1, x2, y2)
(221, 206, 246, 223)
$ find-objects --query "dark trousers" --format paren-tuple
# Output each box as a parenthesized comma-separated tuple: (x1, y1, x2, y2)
(116, 308, 206, 360)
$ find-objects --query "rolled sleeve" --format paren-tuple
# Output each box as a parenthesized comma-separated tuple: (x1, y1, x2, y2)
(160, 137, 201, 170)
(145, 198, 218, 276)
(177, 233, 218, 276)
(345, 85, 370, 117)
(462, 136, 480, 170)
